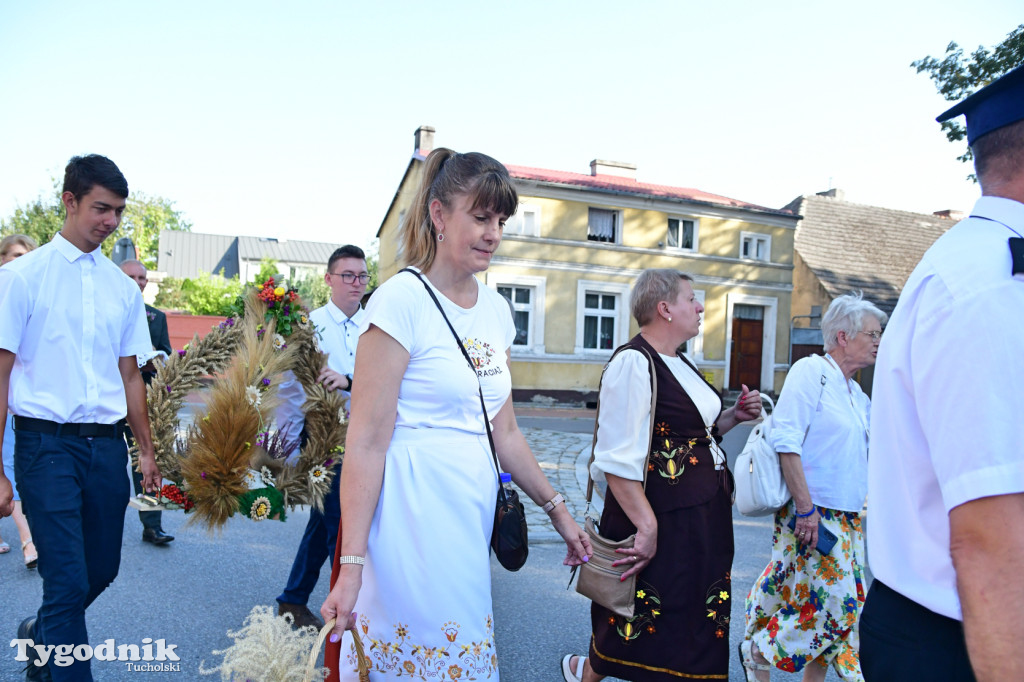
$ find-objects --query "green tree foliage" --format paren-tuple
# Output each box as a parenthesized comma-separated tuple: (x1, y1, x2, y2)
(153, 270, 242, 316)
(366, 240, 380, 290)
(253, 256, 280, 285)
(913, 24, 1024, 173)
(294, 273, 330, 310)
(0, 182, 190, 266)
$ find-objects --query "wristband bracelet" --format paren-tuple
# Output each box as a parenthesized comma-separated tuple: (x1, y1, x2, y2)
(795, 506, 816, 518)
(541, 493, 565, 514)
(338, 555, 365, 566)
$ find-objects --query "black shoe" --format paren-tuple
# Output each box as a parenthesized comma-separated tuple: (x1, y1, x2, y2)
(142, 528, 174, 545)
(278, 602, 324, 630)
(17, 617, 53, 681)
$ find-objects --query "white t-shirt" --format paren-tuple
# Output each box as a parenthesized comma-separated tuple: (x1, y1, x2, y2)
(868, 196, 1024, 620)
(359, 270, 515, 434)
(591, 349, 723, 483)
(771, 353, 870, 512)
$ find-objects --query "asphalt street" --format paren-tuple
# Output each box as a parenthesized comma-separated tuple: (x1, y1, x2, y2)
(0, 411, 858, 681)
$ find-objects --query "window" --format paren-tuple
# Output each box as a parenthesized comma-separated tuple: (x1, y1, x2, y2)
(505, 203, 541, 237)
(588, 207, 619, 243)
(575, 280, 631, 353)
(667, 217, 697, 251)
(497, 285, 533, 346)
(740, 232, 771, 261)
(489, 274, 546, 353)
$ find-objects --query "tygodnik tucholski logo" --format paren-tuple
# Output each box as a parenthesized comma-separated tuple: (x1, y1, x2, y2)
(11, 637, 181, 672)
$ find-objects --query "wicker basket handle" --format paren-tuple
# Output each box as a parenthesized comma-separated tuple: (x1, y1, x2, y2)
(304, 618, 370, 682)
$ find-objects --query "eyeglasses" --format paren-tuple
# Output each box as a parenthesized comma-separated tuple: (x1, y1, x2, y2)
(329, 272, 370, 284)
(859, 330, 883, 342)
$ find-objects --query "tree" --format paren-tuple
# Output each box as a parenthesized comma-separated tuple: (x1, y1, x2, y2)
(294, 273, 330, 310)
(913, 24, 1024, 175)
(153, 270, 243, 316)
(0, 181, 190, 266)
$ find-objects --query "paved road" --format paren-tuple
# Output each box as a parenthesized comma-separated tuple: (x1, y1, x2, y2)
(0, 410, 853, 681)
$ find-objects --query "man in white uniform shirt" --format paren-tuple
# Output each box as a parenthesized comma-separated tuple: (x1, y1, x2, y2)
(0, 155, 162, 682)
(860, 65, 1024, 681)
(276, 245, 368, 629)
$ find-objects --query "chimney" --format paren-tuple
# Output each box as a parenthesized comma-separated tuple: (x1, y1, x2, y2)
(816, 188, 845, 201)
(933, 209, 966, 221)
(590, 159, 637, 180)
(414, 126, 435, 156)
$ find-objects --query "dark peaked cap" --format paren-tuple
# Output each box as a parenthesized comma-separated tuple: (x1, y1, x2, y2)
(937, 63, 1024, 144)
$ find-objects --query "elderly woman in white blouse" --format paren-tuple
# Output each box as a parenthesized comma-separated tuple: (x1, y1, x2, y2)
(563, 269, 762, 682)
(740, 292, 886, 682)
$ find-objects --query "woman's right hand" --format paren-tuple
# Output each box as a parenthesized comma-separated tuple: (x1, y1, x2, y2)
(612, 525, 657, 581)
(321, 569, 362, 639)
(794, 507, 819, 549)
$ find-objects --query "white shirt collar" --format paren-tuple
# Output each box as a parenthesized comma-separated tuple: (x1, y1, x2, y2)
(52, 232, 100, 263)
(326, 299, 364, 326)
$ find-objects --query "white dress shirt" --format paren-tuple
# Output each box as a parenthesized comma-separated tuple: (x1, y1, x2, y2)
(0, 233, 151, 424)
(591, 349, 723, 484)
(868, 196, 1024, 620)
(771, 353, 870, 512)
(275, 300, 365, 436)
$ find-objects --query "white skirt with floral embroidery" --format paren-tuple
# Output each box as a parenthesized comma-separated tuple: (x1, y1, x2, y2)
(338, 426, 501, 681)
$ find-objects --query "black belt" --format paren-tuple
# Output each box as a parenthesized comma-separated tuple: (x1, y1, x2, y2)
(14, 416, 126, 439)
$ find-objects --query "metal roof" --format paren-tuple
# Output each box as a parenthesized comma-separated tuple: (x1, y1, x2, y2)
(157, 231, 342, 279)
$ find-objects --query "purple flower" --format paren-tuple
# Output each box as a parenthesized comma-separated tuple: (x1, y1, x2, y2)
(325, 458, 334, 467)
(282, 305, 290, 315)
(178, 349, 186, 357)
(262, 378, 270, 386)
(165, 385, 172, 393)
(201, 472, 207, 479)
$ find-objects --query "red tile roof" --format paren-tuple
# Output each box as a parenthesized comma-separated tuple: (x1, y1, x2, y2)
(505, 164, 794, 217)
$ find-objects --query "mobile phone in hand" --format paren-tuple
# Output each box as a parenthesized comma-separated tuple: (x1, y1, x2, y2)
(787, 515, 838, 555)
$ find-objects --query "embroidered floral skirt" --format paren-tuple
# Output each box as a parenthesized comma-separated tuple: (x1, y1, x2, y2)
(589, 485, 735, 681)
(338, 427, 500, 681)
(743, 502, 865, 681)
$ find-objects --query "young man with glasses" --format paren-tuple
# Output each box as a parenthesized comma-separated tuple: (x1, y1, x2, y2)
(276, 245, 368, 628)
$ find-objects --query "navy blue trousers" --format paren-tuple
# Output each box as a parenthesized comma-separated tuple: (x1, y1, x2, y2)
(15, 429, 129, 682)
(277, 463, 341, 606)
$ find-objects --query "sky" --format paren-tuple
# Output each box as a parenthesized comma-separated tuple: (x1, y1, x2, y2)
(0, 2, 1020, 256)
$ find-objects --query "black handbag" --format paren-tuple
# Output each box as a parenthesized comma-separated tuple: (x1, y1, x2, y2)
(402, 268, 529, 571)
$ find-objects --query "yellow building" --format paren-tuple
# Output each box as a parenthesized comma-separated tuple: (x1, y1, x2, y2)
(378, 127, 799, 402)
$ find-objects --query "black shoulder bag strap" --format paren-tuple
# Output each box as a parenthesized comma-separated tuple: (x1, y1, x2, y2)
(399, 268, 506, 496)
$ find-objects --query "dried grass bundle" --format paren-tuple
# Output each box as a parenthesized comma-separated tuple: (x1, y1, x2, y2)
(139, 320, 242, 481)
(181, 289, 299, 529)
(200, 605, 327, 682)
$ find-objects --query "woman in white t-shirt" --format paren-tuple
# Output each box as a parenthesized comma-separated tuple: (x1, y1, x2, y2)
(740, 293, 886, 682)
(321, 148, 591, 681)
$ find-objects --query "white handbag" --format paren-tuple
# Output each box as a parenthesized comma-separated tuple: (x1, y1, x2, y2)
(735, 373, 827, 517)
(734, 396, 788, 516)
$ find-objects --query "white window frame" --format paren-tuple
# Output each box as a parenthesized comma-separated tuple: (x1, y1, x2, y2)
(684, 289, 706, 362)
(740, 231, 772, 262)
(587, 207, 623, 244)
(666, 216, 699, 252)
(489, 274, 546, 354)
(506, 202, 541, 237)
(575, 279, 631, 354)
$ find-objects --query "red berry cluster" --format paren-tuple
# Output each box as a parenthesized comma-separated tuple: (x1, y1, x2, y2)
(160, 484, 194, 511)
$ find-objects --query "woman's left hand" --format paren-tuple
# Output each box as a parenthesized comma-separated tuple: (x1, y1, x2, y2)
(733, 384, 763, 422)
(549, 506, 592, 566)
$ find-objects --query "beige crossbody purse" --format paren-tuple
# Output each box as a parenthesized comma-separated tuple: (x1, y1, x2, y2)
(571, 347, 657, 618)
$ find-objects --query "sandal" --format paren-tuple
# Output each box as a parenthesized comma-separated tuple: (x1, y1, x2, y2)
(560, 653, 586, 682)
(739, 640, 771, 682)
(22, 539, 37, 570)
(0, 540, 9, 554)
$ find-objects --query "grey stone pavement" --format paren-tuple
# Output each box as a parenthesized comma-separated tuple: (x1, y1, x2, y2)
(0, 405, 853, 681)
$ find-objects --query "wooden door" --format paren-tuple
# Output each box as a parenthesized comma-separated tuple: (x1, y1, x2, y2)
(730, 317, 763, 390)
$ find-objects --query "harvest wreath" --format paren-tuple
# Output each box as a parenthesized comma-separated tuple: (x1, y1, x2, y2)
(130, 277, 348, 529)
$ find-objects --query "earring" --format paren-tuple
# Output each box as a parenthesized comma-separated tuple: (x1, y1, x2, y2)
(667, 316, 672, 322)
(437, 233, 445, 242)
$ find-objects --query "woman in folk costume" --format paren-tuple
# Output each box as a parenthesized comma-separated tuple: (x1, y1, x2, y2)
(320, 148, 591, 681)
(740, 293, 885, 682)
(562, 268, 762, 682)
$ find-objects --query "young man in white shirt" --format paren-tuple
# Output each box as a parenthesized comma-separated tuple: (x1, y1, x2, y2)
(276, 245, 368, 628)
(861, 65, 1024, 681)
(0, 155, 162, 682)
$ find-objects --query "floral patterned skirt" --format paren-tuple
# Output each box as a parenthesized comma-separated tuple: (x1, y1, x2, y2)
(743, 502, 865, 681)
(338, 428, 500, 680)
(589, 484, 734, 681)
